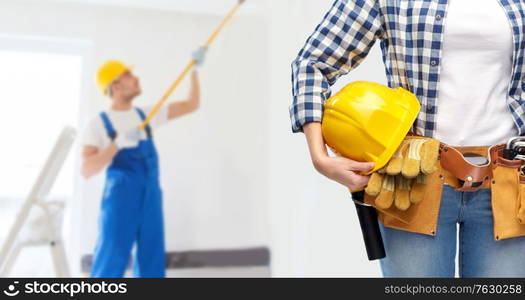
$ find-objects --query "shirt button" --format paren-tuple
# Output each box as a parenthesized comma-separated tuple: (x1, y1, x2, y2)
(436, 14, 442, 21)
(430, 60, 438, 66)
(427, 105, 433, 111)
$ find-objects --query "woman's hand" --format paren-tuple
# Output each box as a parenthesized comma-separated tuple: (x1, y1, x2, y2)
(303, 122, 374, 191)
(313, 155, 374, 191)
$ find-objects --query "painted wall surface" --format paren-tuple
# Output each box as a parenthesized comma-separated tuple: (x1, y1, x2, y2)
(1, 0, 396, 277)
(266, 0, 387, 277)
(0, 0, 270, 276)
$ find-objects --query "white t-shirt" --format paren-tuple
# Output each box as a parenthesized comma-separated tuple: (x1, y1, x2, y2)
(83, 105, 169, 149)
(435, 0, 518, 146)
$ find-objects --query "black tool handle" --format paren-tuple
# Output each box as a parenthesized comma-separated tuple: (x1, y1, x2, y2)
(352, 191, 386, 260)
(504, 149, 515, 160)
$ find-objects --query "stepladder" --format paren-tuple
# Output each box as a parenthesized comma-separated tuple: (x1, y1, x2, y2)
(0, 126, 76, 277)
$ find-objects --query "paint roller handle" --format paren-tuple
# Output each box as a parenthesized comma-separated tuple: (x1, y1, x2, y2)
(139, 0, 246, 130)
(139, 62, 195, 130)
(352, 191, 386, 261)
(203, 0, 245, 47)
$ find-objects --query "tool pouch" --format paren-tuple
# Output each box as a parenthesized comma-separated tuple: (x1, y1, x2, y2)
(437, 143, 525, 240)
(364, 160, 444, 236)
(365, 141, 525, 239)
(489, 145, 525, 239)
(519, 174, 525, 225)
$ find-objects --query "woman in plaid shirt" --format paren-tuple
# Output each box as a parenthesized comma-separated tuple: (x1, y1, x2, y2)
(291, 0, 525, 277)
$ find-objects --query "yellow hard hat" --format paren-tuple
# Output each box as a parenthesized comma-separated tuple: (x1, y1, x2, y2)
(322, 81, 421, 174)
(96, 60, 132, 96)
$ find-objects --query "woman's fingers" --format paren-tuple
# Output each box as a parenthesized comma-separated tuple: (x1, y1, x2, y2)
(336, 170, 371, 190)
(349, 172, 372, 189)
(332, 156, 375, 172)
(349, 161, 375, 173)
(316, 155, 375, 190)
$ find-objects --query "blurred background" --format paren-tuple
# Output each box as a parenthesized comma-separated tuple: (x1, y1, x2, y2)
(0, 0, 387, 277)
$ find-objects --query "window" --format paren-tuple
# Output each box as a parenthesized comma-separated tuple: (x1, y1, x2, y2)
(0, 35, 86, 276)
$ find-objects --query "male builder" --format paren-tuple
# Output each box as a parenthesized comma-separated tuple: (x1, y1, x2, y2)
(81, 48, 206, 278)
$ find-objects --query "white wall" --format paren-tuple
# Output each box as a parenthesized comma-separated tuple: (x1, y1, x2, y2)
(45, 0, 263, 15)
(0, 0, 269, 276)
(2, 0, 403, 278)
(266, 0, 388, 277)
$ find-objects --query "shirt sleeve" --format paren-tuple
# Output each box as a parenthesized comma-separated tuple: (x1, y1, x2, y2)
(142, 105, 170, 129)
(290, 0, 385, 133)
(82, 117, 106, 149)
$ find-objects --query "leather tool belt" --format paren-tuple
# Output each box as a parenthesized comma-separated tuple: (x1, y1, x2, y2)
(439, 143, 524, 191)
(366, 140, 525, 241)
(441, 144, 508, 191)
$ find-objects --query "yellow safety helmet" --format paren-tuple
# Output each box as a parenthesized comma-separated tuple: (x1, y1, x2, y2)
(96, 60, 133, 96)
(322, 81, 420, 174)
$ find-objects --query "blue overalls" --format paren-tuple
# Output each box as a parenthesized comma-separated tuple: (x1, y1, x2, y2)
(91, 108, 166, 278)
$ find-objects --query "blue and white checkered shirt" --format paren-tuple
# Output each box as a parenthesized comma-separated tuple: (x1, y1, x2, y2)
(290, 0, 525, 137)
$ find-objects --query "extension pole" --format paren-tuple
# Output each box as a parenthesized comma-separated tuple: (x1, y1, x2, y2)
(139, 0, 246, 130)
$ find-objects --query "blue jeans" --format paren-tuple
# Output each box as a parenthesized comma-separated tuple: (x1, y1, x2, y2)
(379, 184, 525, 277)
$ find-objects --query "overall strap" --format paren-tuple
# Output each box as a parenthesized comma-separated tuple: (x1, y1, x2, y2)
(135, 107, 152, 138)
(99, 112, 117, 140)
